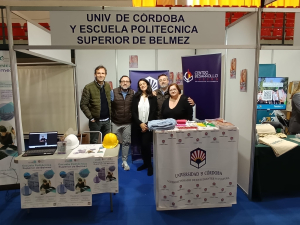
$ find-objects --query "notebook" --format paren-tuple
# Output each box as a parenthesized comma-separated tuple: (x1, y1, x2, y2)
(22, 131, 58, 157)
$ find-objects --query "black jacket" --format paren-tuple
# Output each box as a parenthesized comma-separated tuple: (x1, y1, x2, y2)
(132, 95, 157, 129)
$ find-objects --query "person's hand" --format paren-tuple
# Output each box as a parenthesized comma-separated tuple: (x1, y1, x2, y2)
(152, 91, 157, 96)
(140, 123, 148, 132)
(188, 97, 195, 106)
(91, 119, 95, 122)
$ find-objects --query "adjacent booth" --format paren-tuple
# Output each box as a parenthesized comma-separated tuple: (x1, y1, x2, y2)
(4, 5, 296, 211)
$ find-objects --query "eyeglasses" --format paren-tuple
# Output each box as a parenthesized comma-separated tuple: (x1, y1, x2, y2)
(159, 79, 168, 82)
(169, 89, 177, 92)
(121, 81, 130, 83)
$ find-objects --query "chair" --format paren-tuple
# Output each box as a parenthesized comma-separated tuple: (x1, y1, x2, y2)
(261, 21, 273, 28)
(273, 22, 283, 28)
(276, 13, 284, 19)
(272, 28, 283, 40)
(225, 20, 230, 27)
(226, 12, 231, 19)
(232, 12, 244, 19)
(286, 13, 295, 20)
(231, 17, 238, 23)
(38, 23, 50, 30)
(12, 23, 22, 29)
(263, 12, 275, 19)
(261, 28, 272, 40)
(23, 23, 27, 32)
(285, 28, 294, 40)
(285, 22, 294, 28)
(274, 18, 284, 24)
(12, 28, 26, 40)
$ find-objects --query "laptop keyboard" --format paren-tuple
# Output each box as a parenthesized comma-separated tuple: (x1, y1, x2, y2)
(23, 149, 57, 156)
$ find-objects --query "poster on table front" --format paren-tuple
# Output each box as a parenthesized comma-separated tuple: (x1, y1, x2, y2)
(0, 50, 19, 186)
(87, 157, 119, 194)
(55, 158, 92, 207)
(155, 129, 238, 210)
(19, 159, 56, 208)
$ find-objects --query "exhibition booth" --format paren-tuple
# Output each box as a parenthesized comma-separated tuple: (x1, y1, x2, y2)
(0, 5, 299, 211)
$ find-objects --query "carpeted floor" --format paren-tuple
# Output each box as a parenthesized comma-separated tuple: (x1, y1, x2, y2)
(1, 155, 300, 225)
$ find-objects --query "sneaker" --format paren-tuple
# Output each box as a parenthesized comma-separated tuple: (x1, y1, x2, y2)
(122, 161, 130, 171)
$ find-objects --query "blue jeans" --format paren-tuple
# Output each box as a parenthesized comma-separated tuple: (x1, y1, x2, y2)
(89, 120, 111, 144)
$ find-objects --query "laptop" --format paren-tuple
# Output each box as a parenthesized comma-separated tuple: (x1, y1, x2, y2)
(22, 132, 58, 157)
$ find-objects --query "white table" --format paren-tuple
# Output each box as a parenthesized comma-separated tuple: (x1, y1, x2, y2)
(15, 144, 119, 211)
(153, 128, 238, 211)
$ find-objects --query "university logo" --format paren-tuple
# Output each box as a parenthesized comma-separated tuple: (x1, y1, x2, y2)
(196, 138, 199, 141)
(170, 134, 173, 138)
(204, 198, 207, 202)
(229, 182, 232, 185)
(213, 137, 217, 141)
(196, 194, 199, 198)
(190, 148, 206, 169)
(178, 139, 182, 143)
(221, 188, 224, 191)
(221, 198, 224, 202)
(213, 182, 216, 186)
(222, 131, 225, 135)
(230, 137, 234, 141)
(204, 188, 207, 191)
(162, 140, 165, 143)
(164, 196, 167, 199)
(172, 202, 175, 206)
(188, 200, 191, 203)
(145, 76, 158, 91)
(0, 55, 9, 62)
(172, 192, 175, 195)
(205, 132, 208, 136)
(163, 185, 166, 188)
(184, 69, 193, 83)
(187, 133, 190, 136)
(180, 196, 182, 199)
(179, 185, 182, 188)
(196, 184, 199, 187)
(188, 189, 191, 193)
(212, 193, 216, 196)
(229, 192, 232, 196)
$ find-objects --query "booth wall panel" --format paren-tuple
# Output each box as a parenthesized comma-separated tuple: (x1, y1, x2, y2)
(157, 49, 195, 81)
(259, 50, 272, 64)
(27, 22, 71, 63)
(117, 50, 156, 81)
(293, 13, 300, 46)
(227, 13, 257, 46)
(196, 49, 226, 118)
(225, 49, 256, 194)
(75, 50, 116, 133)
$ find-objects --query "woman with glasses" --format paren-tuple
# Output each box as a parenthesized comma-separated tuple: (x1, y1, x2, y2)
(161, 83, 193, 121)
(132, 78, 157, 176)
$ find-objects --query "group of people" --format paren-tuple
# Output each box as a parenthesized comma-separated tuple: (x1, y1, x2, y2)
(80, 65, 194, 176)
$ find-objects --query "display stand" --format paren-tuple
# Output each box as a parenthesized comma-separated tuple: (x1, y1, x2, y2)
(14, 144, 119, 211)
(153, 128, 238, 210)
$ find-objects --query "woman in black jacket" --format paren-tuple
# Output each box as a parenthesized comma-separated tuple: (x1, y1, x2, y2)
(132, 78, 157, 176)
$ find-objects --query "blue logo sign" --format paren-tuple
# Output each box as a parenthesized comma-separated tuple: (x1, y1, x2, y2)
(190, 148, 206, 169)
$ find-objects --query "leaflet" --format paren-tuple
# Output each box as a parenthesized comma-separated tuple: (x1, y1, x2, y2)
(67, 144, 106, 159)
(19, 159, 56, 209)
(55, 158, 92, 207)
(87, 157, 119, 194)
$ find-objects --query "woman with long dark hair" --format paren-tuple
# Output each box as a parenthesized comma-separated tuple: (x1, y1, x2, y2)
(132, 78, 157, 176)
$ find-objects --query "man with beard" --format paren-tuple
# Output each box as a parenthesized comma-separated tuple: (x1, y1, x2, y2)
(110, 75, 134, 171)
(154, 74, 195, 119)
(80, 65, 111, 144)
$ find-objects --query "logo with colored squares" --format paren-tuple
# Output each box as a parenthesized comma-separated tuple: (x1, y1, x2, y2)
(184, 69, 193, 83)
(190, 148, 206, 169)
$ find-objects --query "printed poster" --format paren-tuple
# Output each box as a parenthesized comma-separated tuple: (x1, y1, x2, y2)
(55, 158, 92, 207)
(0, 50, 19, 186)
(88, 157, 119, 194)
(230, 58, 236, 79)
(129, 55, 138, 68)
(176, 72, 183, 86)
(169, 72, 175, 83)
(240, 69, 247, 92)
(19, 159, 56, 209)
(154, 129, 238, 210)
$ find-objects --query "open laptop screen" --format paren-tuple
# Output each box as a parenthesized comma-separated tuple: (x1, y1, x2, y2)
(28, 132, 58, 149)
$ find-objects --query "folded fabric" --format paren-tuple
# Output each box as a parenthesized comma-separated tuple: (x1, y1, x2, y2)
(259, 135, 298, 157)
(148, 118, 176, 130)
(176, 119, 186, 124)
(256, 124, 276, 135)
